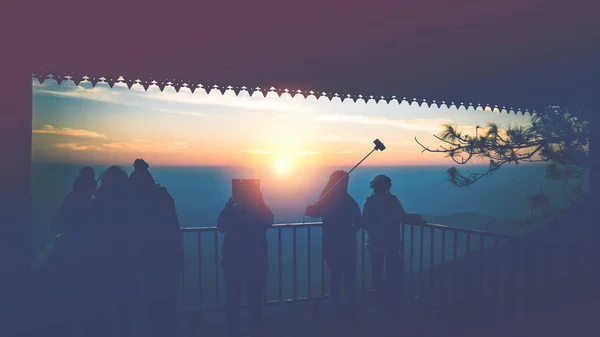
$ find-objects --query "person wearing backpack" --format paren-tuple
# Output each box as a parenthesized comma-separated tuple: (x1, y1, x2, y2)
(305, 170, 362, 318)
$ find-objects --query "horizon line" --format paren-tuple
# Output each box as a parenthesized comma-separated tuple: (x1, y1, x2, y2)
(31, 160, 548, 169)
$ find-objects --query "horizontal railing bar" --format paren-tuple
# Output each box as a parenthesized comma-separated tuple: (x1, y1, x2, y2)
(181, 221, 583, 250)
(181, 222, 323, 232)
(181, 221, 515, 240)
(182, 221, 504, 235)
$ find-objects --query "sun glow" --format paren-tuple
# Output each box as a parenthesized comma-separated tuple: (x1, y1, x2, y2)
(273, 156, 292, 176)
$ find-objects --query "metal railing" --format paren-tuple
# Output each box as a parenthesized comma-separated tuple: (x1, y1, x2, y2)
(179, 221, 590, 320)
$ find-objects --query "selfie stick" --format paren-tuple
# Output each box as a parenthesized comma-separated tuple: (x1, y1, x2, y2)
(315, 139, 386, 203)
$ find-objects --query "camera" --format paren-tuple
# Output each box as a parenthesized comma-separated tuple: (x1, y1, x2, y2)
(231, 179, 261, 205)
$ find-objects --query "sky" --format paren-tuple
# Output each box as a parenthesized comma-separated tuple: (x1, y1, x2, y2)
(32, 78, 533, 173)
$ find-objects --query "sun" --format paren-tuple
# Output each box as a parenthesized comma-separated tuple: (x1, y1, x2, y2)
(273, 157, 292, 176)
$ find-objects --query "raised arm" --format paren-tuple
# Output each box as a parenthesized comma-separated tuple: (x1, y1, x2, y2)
(392, 196, 408, 223)
(305, 199, 327, 219)
(249, 202, 274, 229)
(393, 197, 425, 224)
(222, 200, 274, 230)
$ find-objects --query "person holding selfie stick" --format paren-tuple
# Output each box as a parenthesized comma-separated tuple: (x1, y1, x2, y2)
(217, 179, 274, 337)
(305, 170, 363, 318)
(305, 139, 386, 318)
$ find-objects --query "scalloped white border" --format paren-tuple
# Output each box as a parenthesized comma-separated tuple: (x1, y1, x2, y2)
(32, 72, 535, 115)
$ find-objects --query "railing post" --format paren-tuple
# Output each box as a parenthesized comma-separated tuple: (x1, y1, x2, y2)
(440, 228, 446, 305)
(361, 228, 366, 292)
(545, 242, 555, 285)
(465, 233, 471, 308)
(409, 224, 414, 296)
(214, 231, 220, 310)
(322, 236, 326, 297)
(293, 227, 297, 301)
(523, 240, 533, 317)
(478, 234, 485, 320)
(493, 238, 500, 321)
(419, 225, 424, 299)
(264, 278, 268, 305)
(544, 241, 556, 310)
(181, 231, 185, 307)
(506, 239, 517, 319)
(278, 227, 282, 303)
(401, 223, 405, 299)
(197, 232, 202, 309)
(430, 227, 435, 303)
(307, 226, 312, 300)
(452, 231, 458, 304)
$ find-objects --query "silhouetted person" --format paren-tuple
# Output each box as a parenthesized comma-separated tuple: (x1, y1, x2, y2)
(129, 159, 183, 337)
(306, 170, 362, 317)
(42, 167, 97, 336)
(51, 166, 97, 236)
(362, 175, 424, 309)
(83, 166, 136, 337)
(217, 186, 274, 337)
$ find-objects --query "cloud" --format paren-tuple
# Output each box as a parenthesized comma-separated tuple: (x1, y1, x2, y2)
(33, 81, 120, 103)
(55, 143, 97, 151)
(314, 135, 346, 142)
(101, 140, 188, 152)
(53, 139, 188, 153)
(340, 150, 354, 154)
(242, 149, 273, 154)
(33, 125, 106, 138)
(311, 114, 453, 132)
(151, 91, 307, 114)
(158, 108, 205, 117)
(241, 149, 320, 155)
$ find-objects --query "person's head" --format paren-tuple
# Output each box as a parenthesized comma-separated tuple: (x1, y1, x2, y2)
(133, 158, 149, 171)
(320, 170, 349, 199)
(72, 166, 97, 198)
(129, 158, 156, 190)
(99, 166, 129, 193)
(79, 166, 95, 180)
(369, 174, 392, 194)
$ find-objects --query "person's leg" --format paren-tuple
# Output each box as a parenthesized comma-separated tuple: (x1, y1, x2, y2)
(246, 276, 266, 337)
(113, 304, 131, 337)
(369, 249, 385, 300)
(329, 264, 343, 298)
(85, 278, 118, 337)
(329, 263, 343, 312)
(84, 311, 113, 337)
(384, 249, 403, 309)
(343, 260, 358, 316)
(113, 276, 139, 337)
(225, 277, 244, 337)
(148, 284, 178, 337)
